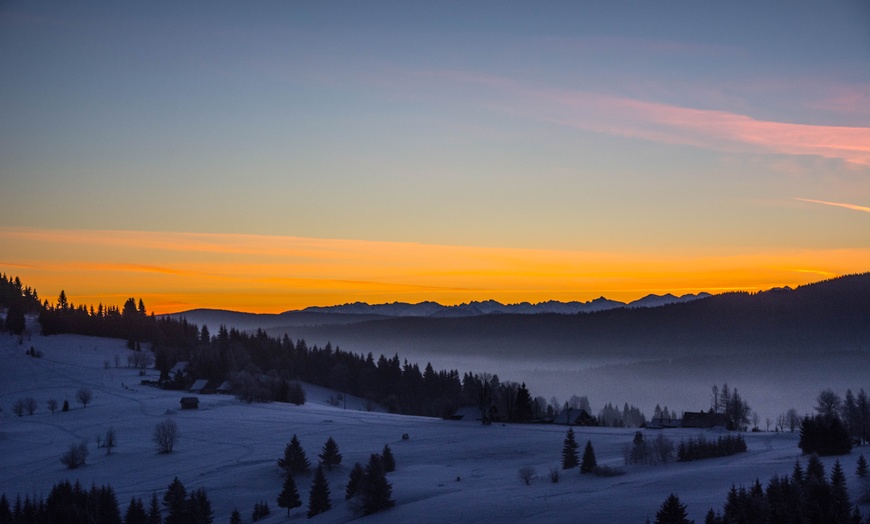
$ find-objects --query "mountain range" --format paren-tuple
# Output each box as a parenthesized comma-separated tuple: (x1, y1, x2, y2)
(298, 292, 711, 317)
(169, 274, 870, 361)
(169, 292, 711, 331)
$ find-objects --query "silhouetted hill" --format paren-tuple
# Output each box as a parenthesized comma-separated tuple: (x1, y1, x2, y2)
(267, 273, 870, 359)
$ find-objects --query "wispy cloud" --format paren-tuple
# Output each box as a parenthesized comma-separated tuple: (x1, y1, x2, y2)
(424, 71, 870, 166)
(795, 198, 870, 214)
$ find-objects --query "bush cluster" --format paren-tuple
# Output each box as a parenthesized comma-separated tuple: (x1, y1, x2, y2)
(677, 434, 747, 462)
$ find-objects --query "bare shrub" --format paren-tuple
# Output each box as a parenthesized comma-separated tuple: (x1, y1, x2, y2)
(129, 351, 154, 370)
(76, 387, 93, 408)
(518, 466, 536, 486)
(154, 418, 178, 454)
(105, 427, 116, 455)
(593, 465, 627, 477)
(60, 441, 89, 469)
(24, 397, 38, 415)
(549, 467, 560, 483)
(47, 399, 58, 414)
(11, 399, 25, 417)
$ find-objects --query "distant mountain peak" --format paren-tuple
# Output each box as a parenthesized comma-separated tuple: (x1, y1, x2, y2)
(293, 292, 711, 318)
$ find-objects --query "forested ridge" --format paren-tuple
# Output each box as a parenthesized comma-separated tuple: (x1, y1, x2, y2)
(0, 273, 535, 421)
(278, 273, 870, 358)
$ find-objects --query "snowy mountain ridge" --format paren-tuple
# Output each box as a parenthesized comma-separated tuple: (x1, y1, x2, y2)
(295, 292, 712, 317)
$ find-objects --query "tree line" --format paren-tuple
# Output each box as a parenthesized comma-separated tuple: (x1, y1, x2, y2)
(3, 275, 559, 421)
(655, 455, 868, 524)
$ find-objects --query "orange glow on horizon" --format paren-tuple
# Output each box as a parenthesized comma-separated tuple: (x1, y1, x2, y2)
(1, 226, 867, 315)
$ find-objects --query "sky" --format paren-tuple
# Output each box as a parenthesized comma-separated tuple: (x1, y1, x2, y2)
(1, 1, 869, 314)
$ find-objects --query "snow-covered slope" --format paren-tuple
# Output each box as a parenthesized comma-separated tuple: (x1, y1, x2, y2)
(1, 332, 866, 523)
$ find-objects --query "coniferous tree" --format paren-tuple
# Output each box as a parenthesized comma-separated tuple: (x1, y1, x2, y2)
(791, 460, 804, 485)
(278, 435, 311, 476)
(561, 428, 579, 470)
(514, 382, 533, 421)
(229, 509, 241, 524)
(125, 497, 146, 524)
(830, 460, 851, 523)
(163, 478, 187, 524)
(146, 493, 161, 524)
(277, 472, 302, 517)
(655, 493, 691, 524)
(381, 444, 396, 473)
(345, 463, 365, 500)
(0, 494, 11, 524)
(361, 453, 395, 515)
(187, 488, 213, 524)
(856, 454, 868, 478)
(318, 437, 342, 471)
(306, 466, 331, 518)
(581, 440, 597, 474)
(251, 502, 270, 521)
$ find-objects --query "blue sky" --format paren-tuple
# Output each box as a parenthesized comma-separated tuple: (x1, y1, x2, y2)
(1, 1, 868, 311)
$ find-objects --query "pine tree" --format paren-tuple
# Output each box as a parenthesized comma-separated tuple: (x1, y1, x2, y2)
(830, 459, 851, 523)
(146, 493, 161, 524)
(186, 489, 213, 524)
(361, 453, 395, 515)
(125, 497, 147, 524)
(381, 445, 396, 473)
(581, 440, 597, 474)
(318, 437, 342, 471)
(345, 463, 364, 500)
(655, 493, 691, 524)
(857, 454, 868, 478)
(514, 382, 533, 421)
(0, 494, 11, 524)
(278, 435, 310, 476)
(229, 508, 241, 524)
(561, 428, 579, 470)
(277, 472, 302, 517)
(163, 478, 187, 524)
(791, 460, 804, 484)
(306, 466, 331, 518)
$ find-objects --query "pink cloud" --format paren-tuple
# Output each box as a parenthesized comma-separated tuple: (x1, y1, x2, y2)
(424, 70, 870, 166)
(795, 198, 870, 214)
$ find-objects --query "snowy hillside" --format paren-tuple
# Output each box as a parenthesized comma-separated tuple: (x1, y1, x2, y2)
(1, 332, 868, 523)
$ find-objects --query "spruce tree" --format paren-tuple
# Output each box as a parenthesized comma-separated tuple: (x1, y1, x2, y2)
(146, 493, 161, 524)
(125, 497, 146, 524)
(581, 440, 597, 474)
(345, 463, 364, 500)
(278, 435, 310, 476)
(229, 508, 241, 524)
(277, 472, 302, 517)
(306, 466, 331, 518)
(655, 493, 691, 524)
(318, 437, 342, 471)
(830, 459, 851, 523)
(163, 478, 187, 524)
(187, 488, 213, 524)
(381, 445, 396, 473)
(0, 494, 11, 524)
(561, 428, 579, 470)
(856, 454, 868, 478)
(514, 383, 533, 421)
(361, 453, 395, 515)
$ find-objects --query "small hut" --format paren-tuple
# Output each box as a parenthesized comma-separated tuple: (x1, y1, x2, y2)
(180, 397, 199, 410)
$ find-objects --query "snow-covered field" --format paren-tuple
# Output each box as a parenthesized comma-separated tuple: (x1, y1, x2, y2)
(1, 332, 868, 523)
